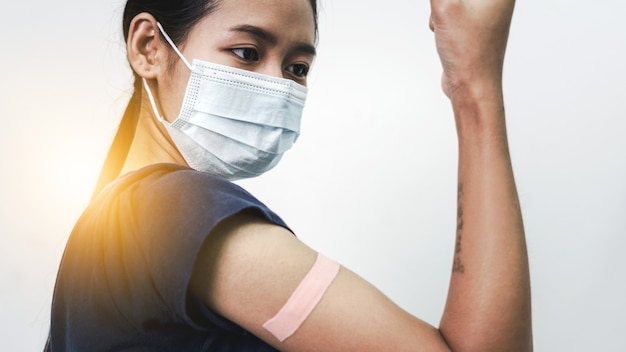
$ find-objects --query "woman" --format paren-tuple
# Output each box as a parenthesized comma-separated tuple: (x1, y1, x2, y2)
(48, 0, 533, 351)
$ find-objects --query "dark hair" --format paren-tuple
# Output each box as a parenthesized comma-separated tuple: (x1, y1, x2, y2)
(91, 0, 319, 199)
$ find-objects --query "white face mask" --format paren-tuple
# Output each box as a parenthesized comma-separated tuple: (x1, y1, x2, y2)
(142, 23, 308, 180)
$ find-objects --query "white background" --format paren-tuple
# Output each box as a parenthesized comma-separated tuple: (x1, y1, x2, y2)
(1, 0, 625, 350)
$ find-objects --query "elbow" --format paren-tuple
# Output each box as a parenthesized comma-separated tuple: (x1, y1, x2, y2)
(438, 322, 533, 352)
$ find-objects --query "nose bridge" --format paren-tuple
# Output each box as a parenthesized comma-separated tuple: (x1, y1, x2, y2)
(259, 58, 284, 79)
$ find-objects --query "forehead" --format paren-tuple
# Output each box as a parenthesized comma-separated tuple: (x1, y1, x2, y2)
(198, 0, 316, 44)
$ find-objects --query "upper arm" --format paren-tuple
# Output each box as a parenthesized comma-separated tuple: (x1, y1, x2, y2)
(190, 212, 451, 352)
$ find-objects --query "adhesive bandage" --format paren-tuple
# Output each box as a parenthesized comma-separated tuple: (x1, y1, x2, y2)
(262, 253, 340, 342)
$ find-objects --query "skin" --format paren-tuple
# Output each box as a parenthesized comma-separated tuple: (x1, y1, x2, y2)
(124, 0, 533, 351)
(121, 0, 316, 175)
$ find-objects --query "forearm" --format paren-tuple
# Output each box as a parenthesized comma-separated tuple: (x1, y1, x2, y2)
(439, 83, 532, 351)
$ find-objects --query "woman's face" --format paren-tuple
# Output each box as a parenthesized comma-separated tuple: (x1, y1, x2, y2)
(159, 0, 317, 122)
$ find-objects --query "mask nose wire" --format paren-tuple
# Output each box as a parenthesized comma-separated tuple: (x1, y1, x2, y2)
(157, 22, 193, 71)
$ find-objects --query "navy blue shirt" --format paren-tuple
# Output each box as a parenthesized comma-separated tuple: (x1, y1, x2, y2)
(50, 164, 286, 351)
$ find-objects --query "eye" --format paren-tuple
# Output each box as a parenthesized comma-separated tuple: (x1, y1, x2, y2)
(286, 63, 310, 78)
(231, 48, 259, 62)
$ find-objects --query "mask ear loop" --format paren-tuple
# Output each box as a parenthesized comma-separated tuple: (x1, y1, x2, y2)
(157, 22, 193, 70)
(142, 78, 166, 123)
(143, 22, 194, 123)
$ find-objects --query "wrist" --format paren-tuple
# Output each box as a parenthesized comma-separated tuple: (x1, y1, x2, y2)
(449, 79, 507, 141)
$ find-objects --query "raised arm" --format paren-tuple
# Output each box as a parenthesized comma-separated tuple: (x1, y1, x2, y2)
(430, 0, 533, 350)
(190, 1, 532, 351)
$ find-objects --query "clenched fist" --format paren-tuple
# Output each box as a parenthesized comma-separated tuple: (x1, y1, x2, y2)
(429, 0, 515, 99)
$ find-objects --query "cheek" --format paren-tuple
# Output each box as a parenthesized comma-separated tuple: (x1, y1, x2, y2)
(160, 63, 192, 122)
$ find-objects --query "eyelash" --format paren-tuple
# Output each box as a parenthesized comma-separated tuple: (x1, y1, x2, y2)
(231, 48, 259, 62)
(230, 48, 310, 78)
(286, 63, 310, 78)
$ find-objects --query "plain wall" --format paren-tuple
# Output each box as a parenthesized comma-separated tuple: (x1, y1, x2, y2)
(1, 0, 624, 350)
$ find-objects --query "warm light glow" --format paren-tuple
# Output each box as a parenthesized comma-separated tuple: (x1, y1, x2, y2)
(46, 139, 102, 207)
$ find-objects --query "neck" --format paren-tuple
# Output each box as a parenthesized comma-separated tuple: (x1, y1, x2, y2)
(119, 92, 187, 176)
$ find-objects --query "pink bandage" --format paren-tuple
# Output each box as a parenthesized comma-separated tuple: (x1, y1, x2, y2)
(262, 253, 340, 342)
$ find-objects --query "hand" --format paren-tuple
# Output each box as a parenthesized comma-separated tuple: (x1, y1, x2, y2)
(429, 0, 515, 99)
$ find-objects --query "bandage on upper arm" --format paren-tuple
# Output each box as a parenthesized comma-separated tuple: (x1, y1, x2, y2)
(262, 253, 340, 342)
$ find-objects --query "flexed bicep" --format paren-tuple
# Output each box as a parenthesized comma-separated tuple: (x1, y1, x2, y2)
(190, 212, 452, 352)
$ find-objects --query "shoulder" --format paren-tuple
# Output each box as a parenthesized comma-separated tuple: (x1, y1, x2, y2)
(97, 163, 286, 229)
(121, 163, 249, 201)
(102, 164, 265, 210)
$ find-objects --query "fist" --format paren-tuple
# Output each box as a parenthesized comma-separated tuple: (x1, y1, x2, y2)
(429, 0, 515, 98)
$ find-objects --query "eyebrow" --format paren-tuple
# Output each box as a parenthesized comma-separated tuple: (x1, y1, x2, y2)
(229, 24, 317, 57)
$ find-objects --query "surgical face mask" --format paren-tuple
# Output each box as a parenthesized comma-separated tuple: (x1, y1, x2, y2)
(142, 23, 308, 180)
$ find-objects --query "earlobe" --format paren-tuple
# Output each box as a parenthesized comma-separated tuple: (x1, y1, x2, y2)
(127, 13, 163, 79)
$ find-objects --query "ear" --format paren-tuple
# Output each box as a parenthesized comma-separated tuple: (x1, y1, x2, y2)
(127, 13, 167, 79)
